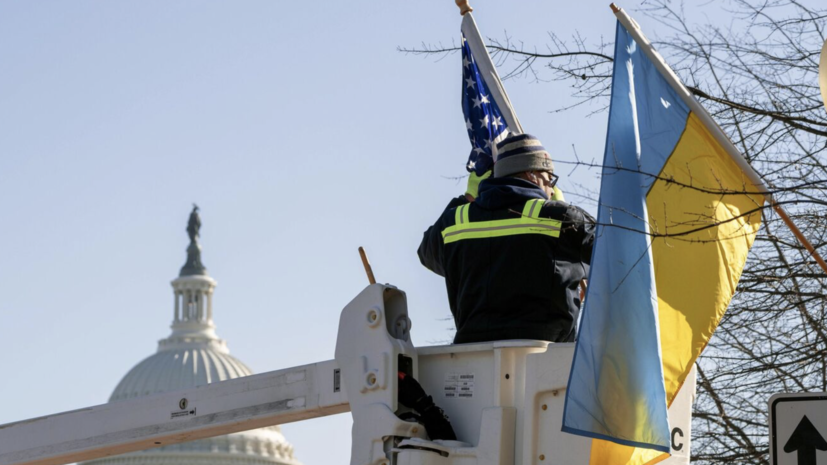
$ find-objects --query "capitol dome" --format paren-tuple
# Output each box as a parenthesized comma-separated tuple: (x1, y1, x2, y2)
(83, 206, 301, 465)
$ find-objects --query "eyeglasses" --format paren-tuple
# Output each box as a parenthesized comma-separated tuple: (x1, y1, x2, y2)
(539, 172, 559, 189)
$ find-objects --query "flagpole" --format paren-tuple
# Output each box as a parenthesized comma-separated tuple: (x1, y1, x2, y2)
(457, 3, 524, 134)
(610, 3, 827, 275)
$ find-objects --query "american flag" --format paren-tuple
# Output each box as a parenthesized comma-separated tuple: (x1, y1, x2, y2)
(460, 14, 522, 176)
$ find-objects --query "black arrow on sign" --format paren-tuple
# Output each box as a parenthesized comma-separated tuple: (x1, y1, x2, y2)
(784, 415, 827, 465)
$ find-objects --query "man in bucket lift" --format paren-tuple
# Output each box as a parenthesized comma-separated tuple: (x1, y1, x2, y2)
(419, 133, 595, 344)
(400, 133, 593, 442)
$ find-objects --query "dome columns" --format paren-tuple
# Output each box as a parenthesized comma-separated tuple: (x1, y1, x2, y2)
(161, 274, 224, 352)
(170, 275, 217, 325)
(172, 278, 215, 324)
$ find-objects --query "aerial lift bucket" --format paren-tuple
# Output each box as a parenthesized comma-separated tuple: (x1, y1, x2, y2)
(335, 283, 695, 465)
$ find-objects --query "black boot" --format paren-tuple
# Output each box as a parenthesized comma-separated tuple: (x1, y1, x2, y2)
(414, 395, 457, 441)
(398, 373, 457, 441)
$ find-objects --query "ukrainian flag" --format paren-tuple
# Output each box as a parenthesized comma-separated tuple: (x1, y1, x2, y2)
(562, 9, 765, 465)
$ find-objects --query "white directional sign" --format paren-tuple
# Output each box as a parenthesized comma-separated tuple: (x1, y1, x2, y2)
(770, 393, 827, 465)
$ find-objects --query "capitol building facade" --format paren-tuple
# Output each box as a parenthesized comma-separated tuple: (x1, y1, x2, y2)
(83, 207, 301, 465)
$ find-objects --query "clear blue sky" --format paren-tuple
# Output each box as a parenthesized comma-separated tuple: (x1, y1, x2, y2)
(0, 0, 788, 462)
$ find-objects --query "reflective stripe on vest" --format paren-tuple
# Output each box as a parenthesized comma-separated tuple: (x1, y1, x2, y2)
(442, 199, 562, 244)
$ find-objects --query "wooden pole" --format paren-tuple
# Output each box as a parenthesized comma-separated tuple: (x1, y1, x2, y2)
(358, 247, 377, 285)
(772, 204, 827, 274)
(455, 0, 473, 15)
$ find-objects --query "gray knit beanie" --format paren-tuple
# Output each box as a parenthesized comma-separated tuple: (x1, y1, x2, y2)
(493, 133, 554, 178)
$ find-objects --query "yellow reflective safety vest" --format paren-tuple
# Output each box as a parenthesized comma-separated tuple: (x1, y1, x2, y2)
(418, 182, 594, 345)
(441, 199, 562, 244)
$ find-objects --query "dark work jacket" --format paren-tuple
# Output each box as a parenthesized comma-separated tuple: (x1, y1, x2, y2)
(418, 177, 595, 344)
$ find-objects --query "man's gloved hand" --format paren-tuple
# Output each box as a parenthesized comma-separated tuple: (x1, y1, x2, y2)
(465, 170, 492, 201)
(552, 185, 565, 201)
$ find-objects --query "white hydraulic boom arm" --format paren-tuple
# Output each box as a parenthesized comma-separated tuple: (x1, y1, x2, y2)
(0, 283, 696, 465)
(0, 360, 347, 465)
